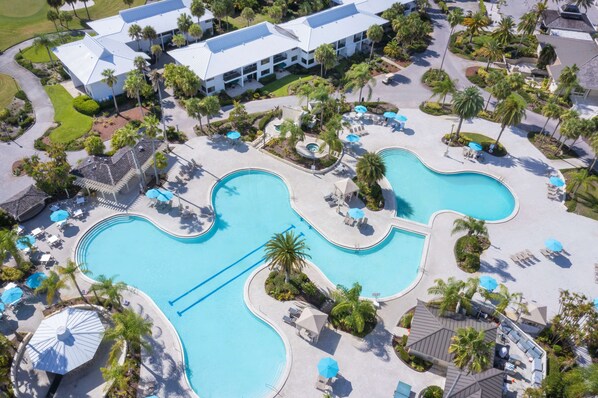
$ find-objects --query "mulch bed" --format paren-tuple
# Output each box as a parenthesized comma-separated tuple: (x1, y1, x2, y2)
(92, 107, 149, 141)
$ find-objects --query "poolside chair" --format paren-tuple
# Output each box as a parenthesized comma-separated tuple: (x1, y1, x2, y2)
(343, 216, 351, 225)
(356, 218, 363, 227)
(510, 255, 521, 265)
(282, 315, 295, 326)
(315, 380, 332, 393)
(540, 248, 552, 258)
(359, 217, 368, 227)
(524, 249, 535, 260)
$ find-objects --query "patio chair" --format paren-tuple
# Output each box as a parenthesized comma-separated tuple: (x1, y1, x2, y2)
(324, 193, 334, 202)
(315, 380, 332, 393)
(510, 255, 521, 265)
(356, 218, 363, 227)
(524, 249, 535, 260)
(540, 248, 552, 258)
(343, 216, 351, 225)
(359, 217, 368, 227)
(289, 307, 302, 317)
(282, 315, 295, 326)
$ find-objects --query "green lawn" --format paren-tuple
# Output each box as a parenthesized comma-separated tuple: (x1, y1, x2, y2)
(0, 0, 144, 51)
(460, 132, 507, 157)
(0, 73, 19, 108)
(229, 13, 273, 29)
(21, 34, 82, 63)
(45, 84, 92, 143)
(262, 75, 314, 97)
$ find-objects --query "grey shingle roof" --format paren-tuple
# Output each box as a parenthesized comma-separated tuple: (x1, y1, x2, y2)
(0, 185, 48, 221)
(444, 365, 504, 398)
(541, 10, 595, 33)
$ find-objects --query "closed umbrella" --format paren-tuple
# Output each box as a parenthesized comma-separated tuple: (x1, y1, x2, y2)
(50, 210, 70, 223)
(318, 357, 339, 378)
(354, 105, 367, 113)
(26, 273, 47, 289)
(2, 287, 23, 306)
(479, 276, 498, 291)
(545, 239, 563, 252)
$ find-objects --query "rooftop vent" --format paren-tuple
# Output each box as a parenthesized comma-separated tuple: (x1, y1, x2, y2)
(559, 4, 583, 20)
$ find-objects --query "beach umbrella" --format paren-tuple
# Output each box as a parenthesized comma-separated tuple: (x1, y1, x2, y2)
(16, 235, 36, 251)
(549, 176, 565, 187)
(145, 189, 161, 199)
(0, 302, 4, 313)
(394, 114, 408, 122)
(318, 357, 339, 378)
(155, 188, 174, 202)
(594, 298, 598, 310)
(50, 210, 70, 223)
(348, 208, 365, 219)
(1, 287, 23, 306)
(25, 273, 47, 289)
(383, 111, 396, 118)
(345, 134, 360, 143)
(544, 239, 563, 252)
(226, 131, 241, 140)
(479, 276, 498, 291)
(354, 105, 367, 113)
(468, 142, 483, 152)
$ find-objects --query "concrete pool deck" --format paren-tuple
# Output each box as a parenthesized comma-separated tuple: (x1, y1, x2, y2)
(10, 107, 598, 397)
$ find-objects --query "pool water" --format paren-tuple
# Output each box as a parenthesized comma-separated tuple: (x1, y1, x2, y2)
(306, 143, 320, 153)
(78, 171, 425, 398)
(382, 149, 515, 223)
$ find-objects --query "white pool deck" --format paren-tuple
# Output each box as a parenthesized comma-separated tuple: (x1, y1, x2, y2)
(8, 107, 598, 397)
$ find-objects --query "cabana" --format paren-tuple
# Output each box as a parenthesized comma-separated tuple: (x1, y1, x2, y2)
(334, 178, 359, 202)
(295, 307, 328, 343)
(0, 185, 49, 222)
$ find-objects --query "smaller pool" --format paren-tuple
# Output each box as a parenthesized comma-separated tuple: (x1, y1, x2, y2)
(274, 124, 281, 131)
(306, 143, 320, 153)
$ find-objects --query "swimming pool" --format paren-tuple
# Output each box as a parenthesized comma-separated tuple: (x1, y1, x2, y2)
(382, 149, 516, 224)
(78, 170, 425, 398)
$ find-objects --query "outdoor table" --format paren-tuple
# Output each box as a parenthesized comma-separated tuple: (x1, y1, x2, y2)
(40, 254, 52, 265)
(32, 227, 44, 237)
(73, 209, 84, 218)
(48, 235, 59, 246)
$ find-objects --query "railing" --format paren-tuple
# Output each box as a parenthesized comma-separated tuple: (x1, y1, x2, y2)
(273, 54, 287, 64)
(243, 65, 257, 74)
(223, 71, 241, 82)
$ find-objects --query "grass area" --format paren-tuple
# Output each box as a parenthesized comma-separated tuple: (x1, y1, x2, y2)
(261, 74, 314, 97)
(44, 84, 92, 143)
(21, 34, 82, 63)
(0, 0, 144, 51)
(0, 73, 19, 108)
(229, 12, 273, 29)
(460, 132, 507, 157)
(562, 168, 598, 220)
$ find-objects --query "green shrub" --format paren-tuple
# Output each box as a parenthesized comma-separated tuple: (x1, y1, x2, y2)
(400, 312, 413, 328)
(422, 68, 449, 87)
(0, 109, 9, 121)
(14, 90, 28, 101)
(258, 74, 277, 85)
(423, 386, 444, 398)
(455, 235, 483, 273)
(0, 210, 16, 229)
(0, 266, 24, 282)
(420, 101, 451, 116)
(18, 116, 34, 128)
(84, 135, 105, 155)
(72, 95, 100, 116)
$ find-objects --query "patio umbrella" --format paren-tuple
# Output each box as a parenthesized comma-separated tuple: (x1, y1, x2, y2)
(16, 235, 36, 250)
(545, 239, 563, 252)
(593, 298, 598, 310)
(26, 307, 105, 375)
(394, 114, 408, 122)
(318, 357, 339, 378)
(348, 208, 365, 219)
(50, 210, 70, 223)
(227, 131, 241, 140)
(383, 111, 397, 118)
(354, 105, 367, 113)
(549, 176, 565, 187)
(479, 275, 498, 291)
(155, 188, 174, 202)
(145, 189, 162, 199)
(1, 287, 23, 306)
(468, 142, 483, 152)
(0, 302, 4, 313)
(26, 273, 47, 289)
(345, 134, 360, 143)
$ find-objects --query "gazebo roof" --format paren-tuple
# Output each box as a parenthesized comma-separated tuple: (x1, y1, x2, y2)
(0, 185, 48, 221)
(520, 304, 548, 327)
(334, 178, 359, 196)
(295, 307, 328, 337)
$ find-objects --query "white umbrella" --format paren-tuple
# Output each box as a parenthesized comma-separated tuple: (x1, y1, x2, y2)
(26, 308, 105, 375)
(295, 307, 328, 342)
(334, 178, 359, 199)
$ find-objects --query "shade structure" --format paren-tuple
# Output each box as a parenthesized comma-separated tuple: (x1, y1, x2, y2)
(296, 307, 328, 341)
(227, 131, 241, 140)
(468, 142, 483, 151)
(26, 307, 105, 375)
(348, 208, 365, 219)
(545, 239, 563, 252)
(394, 114, 408, 122)
(345, 134, 360, 143)
(26, 273, 47, 289)
(50, 210, 70, 223)
(354, 105, 367, 113)
(394, 381, 412, 398)
(520, 304, 548, 327)
(317, 357, 339, 378)
(549, 176, 565, 187)
(334, 178, 359, 197)
(383, 111, 397, 118)
(16, 235, 36, 250)
(1, 287, 23, 306)
(479, 276, 498, 291)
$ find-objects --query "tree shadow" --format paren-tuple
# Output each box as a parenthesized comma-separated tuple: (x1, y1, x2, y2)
(517, 156, 553, 177)
(479, 258, 516, 283)
(395, 196, 414, 218)
(354, 318, 393, 362)
(481, 153, 516, 168)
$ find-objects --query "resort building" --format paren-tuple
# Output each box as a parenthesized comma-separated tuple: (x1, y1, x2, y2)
(169, 3, 387, 94)
(332, 0, 417, 15)
(0, 185, 48, 222)
(541, 4, 596, 40)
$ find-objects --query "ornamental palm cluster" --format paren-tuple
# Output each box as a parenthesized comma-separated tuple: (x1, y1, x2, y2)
(264, 230, 310, 283)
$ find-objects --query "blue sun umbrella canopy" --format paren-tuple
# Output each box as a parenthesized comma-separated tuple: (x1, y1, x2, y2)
(394, 114, 408, 122)
(346, 134, 360, 143)
(26, 273, 47, 289)
(0, 302, 4, 313)
(16, 235, 36, 250)
(2, 287, 23, 306)
(479, 276, 498, 291)
(146, 188, 173, 202)
(594, 298, 598, 310)
(469, 142, 483, 151)
(50, 210, 70, 223)
(348, 208, 365, 219)
(354, 105, 367, 113)
(227, 131, 241, 140)
(545, 239, 563, 252)
(383, 111, 397, 118)
(318, 357, 339, 378)
(549, 176, 565, 187)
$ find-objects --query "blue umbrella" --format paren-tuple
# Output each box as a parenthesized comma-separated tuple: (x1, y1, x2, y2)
(549, 176, 565, 187)
(348, 208, 365, 219)
(318, 357, 339, 378)
(468, 142, 483, 152)
(594, 298, 598, 310)
(545, 239, 563, 252)
(394, 114, 408, 122)
(145, 189, 161, 199)
(156, 188, 174, 202)
(50, 210, 70, 223)
(2, 287, 23, 306)
(26, 273, 47, 289)
(354, 105, 367, 113)
(346, 134, 360, 143)
(227, 131, 241, 140)
(0, 302, 4, 313)
(16, 235, 36, 251)
(383, 111, 397, 118)
(479, 276, 498, 291)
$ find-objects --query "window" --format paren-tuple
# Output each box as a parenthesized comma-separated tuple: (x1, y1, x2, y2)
(261, 69, 271, 76)
(291, 55, 297, 62)
(308, 58, 314, 65)
(337, 39, 346, 49)
(301, 58, 307, 64)
(308, 50, 314, 55)
(207, 77, 214, 82)
(207, 86, 215, 93)
(261, 58, 270, 65)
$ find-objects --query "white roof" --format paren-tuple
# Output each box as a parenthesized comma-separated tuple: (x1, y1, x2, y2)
(88, 0, 214, 42)
(53, 34, 149, 85)
(26, 308, 105, 375)
(549, 29, 594, 41)
(169, 22, 300, 80)
(280, 3, 387, 52)
(335, 178, 359, 196)
(334, 0, 414, 15)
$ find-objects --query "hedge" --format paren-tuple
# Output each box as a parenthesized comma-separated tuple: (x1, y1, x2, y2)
(72, 95, 100, 116)
(258, 74, 277, 85)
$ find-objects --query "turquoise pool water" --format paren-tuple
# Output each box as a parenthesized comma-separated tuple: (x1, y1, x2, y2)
(382, 149, 516, 224)
(78, 170, 425, 398)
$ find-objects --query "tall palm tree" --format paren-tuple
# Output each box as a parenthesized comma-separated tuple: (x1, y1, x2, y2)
(573, 0, 595, 12)
(488, 284, 525, 316)
(537, 43, 556, 70)
(557, 64, 580, 98)
(462, 11, 490, 43)
(105, 309, 152, 361)
(264, 230, 310, 283)
(35, 271, 66, 304)
(201, 95, 220, 129)
(296, 82, 313, 108)
(148, 69, 167, 138)
(123, 70, 147, 118)
(314, 44, 336, 77)
(441, 7, 464, 71)
(185, 97, 206, 131)
(142, 25, 157, 47)
(151, 44, 162, 62)
(101, 68, 120, 114)
(452, 86, 484, 139)
(449, 327, 493, 373)
(279, 119, 305, 149)
(344, 63, 375, 102)
(46, 0, 63, 12)
(177, 13, 193, 44)
(57, 260, 90, 302)
(80, 0, 90, 19)
(463, 277, 480, 301)
(47, 10, 61, 33)
(64, 0, 79, 18)
(331, 282, 376, 335)
(128, 24, 142, 50)
(133, 56, 147, 73)
(494, 93, 527, 145)
(568, 169, 598, 197)
(0, 229, 25, 268)
(190, 0, 205, 24)
(517, 11, 537, 37)
(188, 23, 203, 43)
(589, 133, 598, 171)
(172, 33, 186, 48)
(431, 76, 456, 106)
(91, 275, 128, 310)
(33, 34, 55, 65)
(366, 24, 384, 60)
(141, 114, 162, 184)
(492, 16, 515, 47)
(550, 109, 578, 140)
(478, 38, 502, 71)
(101, 360, 133, 393)
(539, 96, 562, 138)
(557, 116, 593, 153)
(320, 127, 343, 156)
(309, 85, 331, 128)
(485, 78, 510, 111)
(451, 216, 488, 237)
(427, 277, 467, 315)
(356, 152, 386, 189)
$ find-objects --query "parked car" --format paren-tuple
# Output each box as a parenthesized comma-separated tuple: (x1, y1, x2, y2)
(382, 73, 394, 85)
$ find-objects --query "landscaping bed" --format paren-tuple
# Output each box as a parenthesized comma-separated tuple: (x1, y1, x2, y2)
(204, 109, 280, 142)
(442, 132, 508, 157)
(354, 178, 384, 211)
(450, 31, 537, 62)
(527, 131, 579, 160)
(421, 68, 449, 88)
(465, 66, 505, 88)
(0, 86, 35, 141)
(454, 235, 489, 273)
(562, 168, 598, 221)
(93, 106, 149, 142)
(420, 101, 452, 116)
(393, 334, 433, 372)
(265, 271, 327, 308)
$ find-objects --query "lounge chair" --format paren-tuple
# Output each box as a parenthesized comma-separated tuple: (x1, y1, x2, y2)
(315, 380, 331, 392)
(540, 248, 552, 258)
(343, 216, 351, 225)
(288, 307, 302, 317)
(524, 249, 535, 259)
(324, 193, 334, 201)
(359, 217, 368, 227)
(510, 255, 521, 265)
(282, 315, 295, 326)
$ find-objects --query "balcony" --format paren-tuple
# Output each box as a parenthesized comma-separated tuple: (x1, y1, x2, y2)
(223, 71, 241, 82)
(273, 54, 287, 64)
(243, 65, 257, 75)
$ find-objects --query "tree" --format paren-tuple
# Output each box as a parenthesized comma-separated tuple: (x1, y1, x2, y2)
(563, 364, 598, 397)
(47, 10, 61, 33)
(111, 124, 139, 150)
(163, 64, 201, 98)
(171, 33, 185, 48)
(33, 34, 55, 65)
(267, 5, 283, 23)
(320, 121, 343, 155)
(430, 76, 456, 106)
(151, 44, 162, 62)
(241, 7, 255, 26)
(452, 86, 484, 139)
(451, 216, 488, 237)
(58, 260, 91, 303)
(296, 82, 313, 107)
(47, 0, 63, 12)
(128, 24, 143, 50)
(366, 24, 384, 60)
(101, 68, 120, 114)
(0, 229, 25, 268)
(491, 16, 515, 47)
(133, 55, 147, 73)
(537, 44, 556, 70)
(314, 44, 336, 77)
(568, 169, 598, 197)
(309, 85, 331, 128)
(441, 7, 464, 71)
(84, 135, 105, 155)
(589, 133, 598, 171)
(356, 152, 386, 189)
(517, 11, 537, 37)
(22, 143, 72, 196)
(190, 0, 206, 24)
(462, 11, 490, 43)
(201, 95, 220, 129)
(185, 97, 206, 131)
(101, 360, 133, 394)
(487, 284, 524, 315)
(344, 62, 375, 102)
(188, 23, 203, 43)
(59, 11, 73, 29)
(449, 327, 493, 373)
(105, 309, 152, 362)
(142, 25, 157, 47)
(35, 271, 66, 304)
(122, 0, 134, 7)
(211, 0, 228, 30)
(539, 96, 562, 137)
(427, 277, 467, 315)
(384, 39, 402, 59)
(264, 230, 310, 283)
(141, 114, 162, 183)
(557, 115, 593, 153)
(331, 282, 376, 334)
(573, 0, 595, 11)
(478, 38, 502, 71)
(91, 275, 128, 309)
(279, 119, 304, 148)
(556, 64, 580, 97)
(80, 0, 90, 19)
(229, 101, 249, 131)
(64, 0, 79, 18)
(123, 70, 149, 117)
(549, 290, 593, 345)
(494, 93, 527, 145)
(177, 13, 193, 44)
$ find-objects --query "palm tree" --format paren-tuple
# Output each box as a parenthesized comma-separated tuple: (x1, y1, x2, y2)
(537, 44, 556, 70)
(494, 93, 527, 145)
(451, 216, 488, 237)
(190, 0, 205, 24)
(80, 0, 90, 19)
(517, 11, 537, 37)
(128, 24, 142, 50)
(150, 44, 162, 62)
(573, 0, 595, 12)
(309, 85, 331, 128)
(557, 116, 593, 153)
(57, 260, 90, 302)
(133, 56, 147, 73)
(356, 152, 386, 189)
(449, 327, 493, 373)
(101, 360, 133, 393)
(123, 70, 147, 118)
(279, 119, 305, 148)
(142, 114, 162, 183)
(35, 271, 66, 304)
(148, 69, 167, 139)
(101, 68, 120, 114)
(441, 7, 464, 71)
(142, 25, 157, 47)
(91, 275, 128, 309)
(492, 16, 515, 47)
(201, 95, 220, 129)
(177, 13, 193, 44)
(320, 127, 343, 156)
(550, 109, 578, 140)
(314, 44, 336, 77)
(241, 7, 255, 27)
(59, 11, 72, 30)
(105, 309, 152, 360)
(64, 0, 79, 18)
(188, 23, 203, 43)
(478, 38, 502, 71)
(539, 96, 562, 138)
(34, 34, 55, 65)
(366, 24, 384, 60)
(452, 86, 484, 139)
(568, 169, 598, 197)
(463, 11, 490, 43)
(0, 229, 25, 268)
(485, 78, 511, 111)
(589, 133, 598, 171)
(331, 282, 376, 334)
(47, 10, 61, 33)
(185, 97, 206, 131)
(46, 0, 63, 12)
(344, 63, 375, 102)
(488, 284, 525, 316)
(172, 33, 186, 48)
(463, 277, 480, 301)
(557, 64, 580, 97)
(430, 76, 456, 106)
(296, 82, 313, 108)
(427, 277, 466, 315)
(264, 230, 310, 283)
